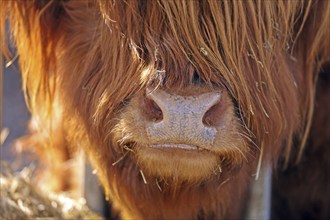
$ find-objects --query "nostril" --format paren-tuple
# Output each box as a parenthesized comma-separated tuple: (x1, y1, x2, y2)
(142, 95, 163, 122)
(202, 100, 222, 127)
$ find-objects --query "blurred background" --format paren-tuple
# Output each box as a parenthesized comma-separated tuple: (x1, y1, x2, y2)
(2, 58, 30, 168)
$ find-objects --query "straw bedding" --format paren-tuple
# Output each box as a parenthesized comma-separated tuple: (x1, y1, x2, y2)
(0, 160, 102, 220)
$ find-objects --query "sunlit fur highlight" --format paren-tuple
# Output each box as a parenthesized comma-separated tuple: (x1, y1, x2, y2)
(1, 0, 330, 219)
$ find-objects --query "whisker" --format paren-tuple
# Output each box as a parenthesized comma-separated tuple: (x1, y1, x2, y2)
(123, 145, 134, 153)
(156, 179, 162, 191)
(232, 145, 248, 162)
(255, 145, 264, 180)
(237, 122, 255, 138)
(235, 131, 260, 150)
(112, 151, 128, 166)
(217, 178, 231, 190)
(140, 170, 148, 184)
(218, 165, 222, 173)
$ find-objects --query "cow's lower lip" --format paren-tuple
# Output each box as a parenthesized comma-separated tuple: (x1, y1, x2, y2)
(149, 144, 205, 151)
(135, 143, 217, 181)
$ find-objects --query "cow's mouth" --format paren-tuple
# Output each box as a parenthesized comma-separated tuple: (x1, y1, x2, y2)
(149, 143, 207, 151)
(129, 141, 219, 182)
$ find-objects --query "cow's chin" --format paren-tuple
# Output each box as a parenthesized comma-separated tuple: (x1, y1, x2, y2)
(133, 145, 219, 183)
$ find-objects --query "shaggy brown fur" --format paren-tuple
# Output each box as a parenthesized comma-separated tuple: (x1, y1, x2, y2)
(272, 62, 330, 220)
(1, 0, 329, 219)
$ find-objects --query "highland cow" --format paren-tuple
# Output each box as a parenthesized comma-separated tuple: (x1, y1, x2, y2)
(1, 0, 330, 219)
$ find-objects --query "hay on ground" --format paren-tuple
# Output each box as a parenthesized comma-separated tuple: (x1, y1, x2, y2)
(0, 160, 103, 220)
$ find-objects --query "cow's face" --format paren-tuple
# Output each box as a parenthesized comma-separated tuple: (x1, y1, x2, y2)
(57, 1, 299, 190)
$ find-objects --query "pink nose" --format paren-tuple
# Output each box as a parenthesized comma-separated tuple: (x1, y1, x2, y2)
(143, 88, 221, 147)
